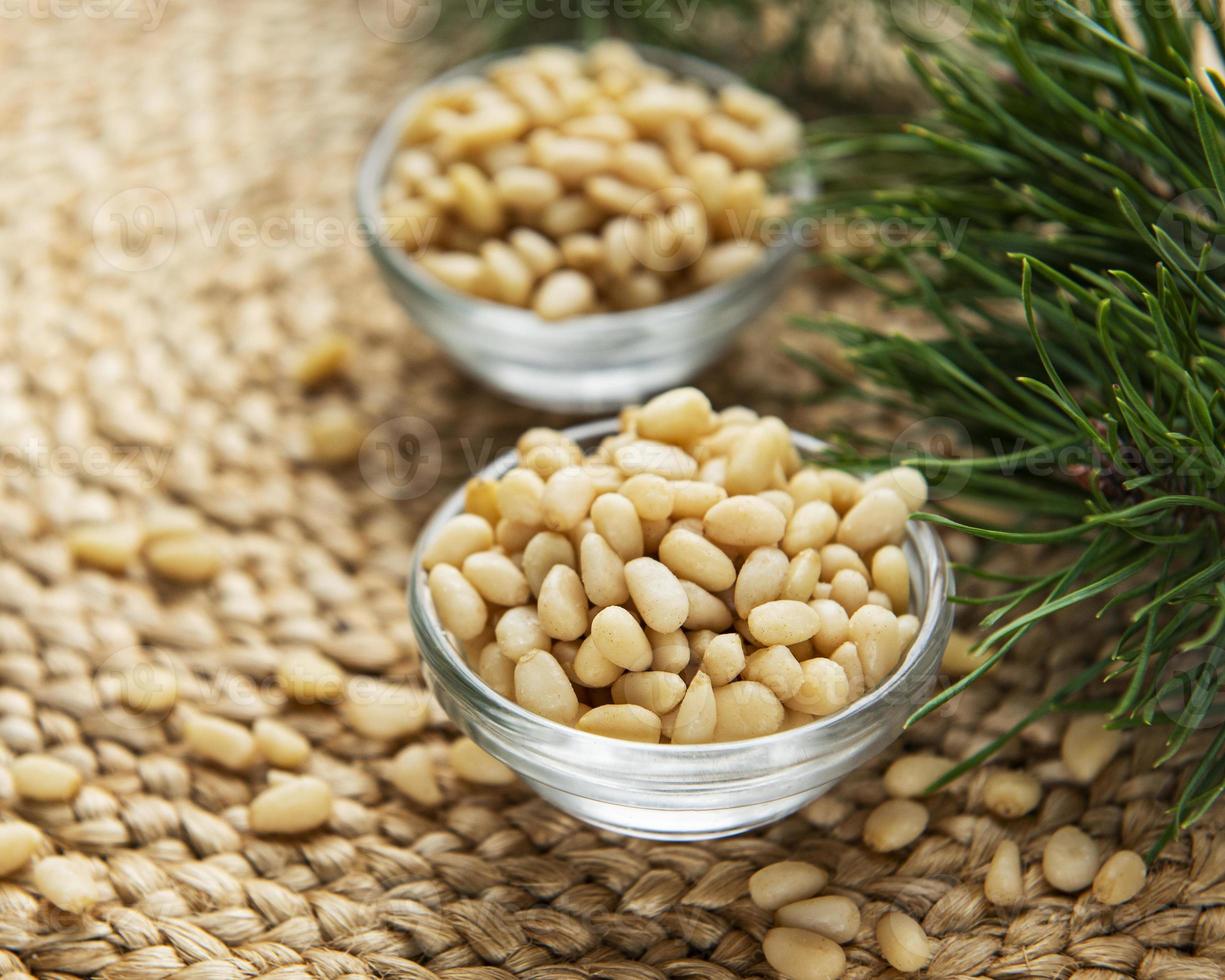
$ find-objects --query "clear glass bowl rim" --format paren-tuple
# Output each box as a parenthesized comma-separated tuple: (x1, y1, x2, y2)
(355, 41, 815, 348)
(409, 418, 953, 783)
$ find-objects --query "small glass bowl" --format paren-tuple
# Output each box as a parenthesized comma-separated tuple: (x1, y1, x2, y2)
(409, 419, 954, 840)
(357, 44, 814, 414)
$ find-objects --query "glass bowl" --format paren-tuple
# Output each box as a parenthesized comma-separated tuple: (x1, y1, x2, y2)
(357, 45, 814, 414)
(408, 419, 954, 840)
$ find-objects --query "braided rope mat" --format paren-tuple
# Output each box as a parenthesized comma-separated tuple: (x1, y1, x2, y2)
(1, 3, 1223, 977)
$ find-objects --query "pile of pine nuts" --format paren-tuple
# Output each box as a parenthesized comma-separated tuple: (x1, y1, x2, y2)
(424, 386, 927, 744)
(381, 42, 801, 319)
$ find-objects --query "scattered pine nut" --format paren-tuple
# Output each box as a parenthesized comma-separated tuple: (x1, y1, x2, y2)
(982, 770, 1042, 818)
(145, 533, 222, 584)
(1092, 849, 1146, 905)
(294, 333, 352, 387)
(863, 799, 928, 852)
(117, 662, 178, 715)
(984, 838, 1023, 907)
(1061, 714, 1123, 783)
(308, 405, 366, 465)
(389, 744, 444, 806)
(33, 855, 99, 913)
(449, 736, 516, 785)
(883, 754, 953, 799)
(340, 678, 431, 740)
(253, 718, 311, 769)
(184, 714, 259, 770)
(1043, 825, 1100, 892)
(876, 911, 932, 973)
(762, 927, 846, 980)
(249, 776, 333, 834)
(775, 895, 861, 944)
(941, 630, 991, 677)
(11, 754, 83, 802)
(748, 860, 829, 911)
(67, 523, 143, 573)
(0, 822, 44, 876)
(277, 649, 346, 704)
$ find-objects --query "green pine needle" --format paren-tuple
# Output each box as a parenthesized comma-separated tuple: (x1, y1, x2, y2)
(805, 0, 1225, 849)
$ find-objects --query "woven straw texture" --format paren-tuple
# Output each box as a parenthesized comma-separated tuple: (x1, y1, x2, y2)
(1, 3, 1224, 978)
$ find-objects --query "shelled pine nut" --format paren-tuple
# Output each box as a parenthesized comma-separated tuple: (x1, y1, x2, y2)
(33, 856, 99, 913)
(876, 911, 932, 973)
(863, 799, 928, 852)
(1092, 850, 1146, 905)
(11, 754, 82, 802)
(984, 838, 1024, 907)
(1061, 713, 1123, 783)
(883, 754, 954, 799)
(449, 736, 517, 785)
(749, 860, 829, 910)
(1043, 825, 1100, 892)
(762, 928, 846, 980)
(982, 769, 1041, 818)
(389, 744, 444, 807)
(775, 895, 861, 944)
(249, 776, 333, 834)
(0, 822, 43, 876)
(423, 387, 926, 743)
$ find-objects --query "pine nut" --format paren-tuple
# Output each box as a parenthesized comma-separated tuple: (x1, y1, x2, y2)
(785, 657, 850, 717)
(830, 568, 870, 613)
(253, 718, 311, 770)
(819, 470, 862, 513)
(743, 645, 803, 701)
(614, 670, 686, 715)
(278, 649, 346, 704)
(818, 543, 868, 581)
(1044, 825, 1100, 892)
(450, 737, 516, 785)
(579, 533, 630, 608)
(836, 488, 909, 554)
(539, 195, 604, 238)
(679, 579, 733, 632)
(664, 671, 714, 743)
(423, 514, 495, 570)
(0, 822, 43, 876)
(614, 439, 699, 480)
(701, 632, 746, 686)
(1061, 713, 1123, 783)
(982, 770, 1042, 818)
(871, 545, 910, 614)
(510, 227, 563, 277)
(590, 605, 653, 671)
(876, 911, 932, 973)
(849, 604, 901, 688)
(461, 551, 530, 607)
(645, 627, 690, 673)
(712, 681, 783, 740)
(590, 493, 643, 561)
(811, 598, 850, 656)
(497, 467, 546, 526)
(670, 480, 727, 518)
(118, 662, 178, 715)
(863, 799, 928, 852)
(897, 613, 921, 652)
(522, 531, 576, 596)
(429, 563, 488, 641)
(749, 860, 829, 910)
(658, 528, 736, 592)
(67, 523, 142, 573)
(636, 387, 712, 443)
(780, 549, 822, 601)
(620, 473, 674, 521)
(11, 754, 82, 802)
(1093, 850, 1146, 905)
(515, 649, 580, 724)
(494, 605, 550, 661)
(862, 466, 928, 511)
(249, 776, 333, 835)
(783, 501, 839, 556)
(704, 495, 786, 547)
(341, 678, 431, 740)
(184, 714, 259, 770)
(724, 419, 784, 495)
(760, 489, 795, 521)
(494, 165, 563, 209)
(480, 239, 535, 306)
(884, 754, 954, 799)
(389, 744, 443, 807)
(33, 855, 99, 913)
(574, 634, 627, 686)
(537, 565, 589, 641)
(734, 546, 789, 617)
(624, 557, 689, 633)
(984, 839, 1023, 906)
(449, 162, 504, 234)
(830, 642, 866, 702)
(762, 928, 846, 980)
(776, 895, 861, 944)
(479, 642, 516, 698)
(533, 268, 597, 319)
(748, 599, 820, 646)
(577, 703, 662, 742)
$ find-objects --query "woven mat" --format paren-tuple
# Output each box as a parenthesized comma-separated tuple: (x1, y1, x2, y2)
(1, 3, 1223, 978)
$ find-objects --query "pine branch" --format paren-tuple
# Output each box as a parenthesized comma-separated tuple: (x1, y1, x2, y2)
(804, 0, 1225, 847)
